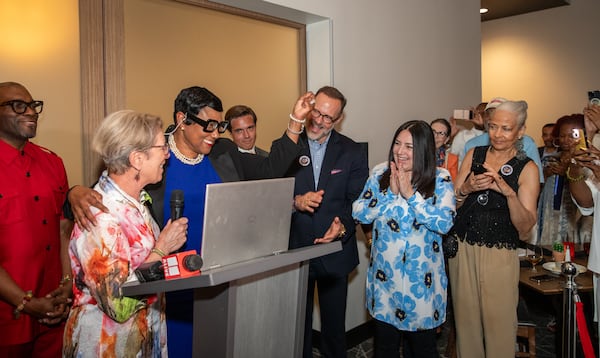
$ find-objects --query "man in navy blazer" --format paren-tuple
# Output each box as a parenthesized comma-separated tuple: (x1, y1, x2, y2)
(288, 86, 369, 358)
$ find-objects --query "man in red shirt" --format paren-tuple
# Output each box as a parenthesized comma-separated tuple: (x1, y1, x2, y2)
(0, 82, 72, 357)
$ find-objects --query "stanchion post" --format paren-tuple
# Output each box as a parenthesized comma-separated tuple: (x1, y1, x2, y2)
(561, 261, 578, 358)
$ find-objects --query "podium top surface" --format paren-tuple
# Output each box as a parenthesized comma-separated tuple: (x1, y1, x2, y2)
(122, 241, 341, 297)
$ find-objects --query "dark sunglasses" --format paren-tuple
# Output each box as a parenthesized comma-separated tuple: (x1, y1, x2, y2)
(185, 112, 228, 133)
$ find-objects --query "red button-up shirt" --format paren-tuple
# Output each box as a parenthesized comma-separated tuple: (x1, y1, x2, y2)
(0, 139, 68, 345)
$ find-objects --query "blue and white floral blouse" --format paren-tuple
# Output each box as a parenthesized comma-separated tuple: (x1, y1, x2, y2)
(352, 162, 455, 331)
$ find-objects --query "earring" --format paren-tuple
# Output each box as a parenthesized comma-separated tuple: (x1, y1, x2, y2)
(132, 166, 141, 181)
(553, 139, 560, 147)
(181, 125, 185, 131)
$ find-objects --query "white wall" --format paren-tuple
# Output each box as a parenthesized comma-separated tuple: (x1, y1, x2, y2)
(482, 0, 600, 145)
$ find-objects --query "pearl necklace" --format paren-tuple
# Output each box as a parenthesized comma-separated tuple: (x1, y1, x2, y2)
(168, 134, 204, 165)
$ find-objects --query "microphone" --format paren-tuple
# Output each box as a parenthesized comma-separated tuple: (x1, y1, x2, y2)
(134, 261, 164, 283)
(170, 190, 184, 220)
(134, 249, 203, 282)
(163, 250, 203, 280)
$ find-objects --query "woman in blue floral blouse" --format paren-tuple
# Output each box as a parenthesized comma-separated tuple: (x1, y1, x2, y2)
(352, 120, 455, 357)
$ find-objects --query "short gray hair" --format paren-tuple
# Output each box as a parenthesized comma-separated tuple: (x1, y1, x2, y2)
(495, 100, 528, 128)
(93, 110, 163, 174)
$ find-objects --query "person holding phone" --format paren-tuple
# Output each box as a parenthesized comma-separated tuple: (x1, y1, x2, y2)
(584, 100, 600, 148)
(449, 100, 539, 358)
(536, 114, 593, 245)
(568, 139, 600, 351)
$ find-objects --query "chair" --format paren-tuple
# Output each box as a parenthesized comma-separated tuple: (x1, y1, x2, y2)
(516, 322, 536, 357)
(516, 297, 536, 357)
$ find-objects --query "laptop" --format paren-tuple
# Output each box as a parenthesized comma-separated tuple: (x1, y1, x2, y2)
(200, 177, 295, 270)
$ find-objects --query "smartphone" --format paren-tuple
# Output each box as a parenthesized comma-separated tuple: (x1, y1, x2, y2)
(453, 109, 473, 120)
(588, 90, 600, 106)
(572, 128, 588, 151)
(472, 162, 486, 175)
(529, 274, 555, 283)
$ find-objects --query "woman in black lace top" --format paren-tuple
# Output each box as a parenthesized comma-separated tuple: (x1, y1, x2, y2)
(448, 100, 539, 358)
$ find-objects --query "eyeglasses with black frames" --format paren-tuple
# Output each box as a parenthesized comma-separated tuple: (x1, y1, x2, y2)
(432, 130, 448, 137)
(0, 100, 44, 114)
(186, 112, 229, 133)
(310, 108, 337, 124)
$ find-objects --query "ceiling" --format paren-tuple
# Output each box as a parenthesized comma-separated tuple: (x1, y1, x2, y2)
(481, 0, 570, 21)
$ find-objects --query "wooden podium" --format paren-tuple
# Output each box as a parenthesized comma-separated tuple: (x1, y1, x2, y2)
(122, 242, 341, 358)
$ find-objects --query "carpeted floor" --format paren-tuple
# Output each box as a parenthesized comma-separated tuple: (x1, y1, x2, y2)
(313, 289, 599, 357)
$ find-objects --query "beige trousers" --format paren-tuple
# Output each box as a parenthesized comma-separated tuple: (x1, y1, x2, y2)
(448, 241, 519, 358)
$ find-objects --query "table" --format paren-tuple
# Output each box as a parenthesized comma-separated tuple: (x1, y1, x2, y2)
(519, 257, 593, 295)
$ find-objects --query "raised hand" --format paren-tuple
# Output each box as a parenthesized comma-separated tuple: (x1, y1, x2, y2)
(291, 92, 315, 122)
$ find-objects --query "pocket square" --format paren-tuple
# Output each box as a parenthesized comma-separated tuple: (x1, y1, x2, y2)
(331, 169, 343, 175)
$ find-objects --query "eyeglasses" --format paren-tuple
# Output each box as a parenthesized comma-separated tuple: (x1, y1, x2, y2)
(432, 130, 448, 137)
(0, 100, 44, 114)
(310, 108, 337, 124)
(150, 143, 169, 154)
(186, 112, 229, 133)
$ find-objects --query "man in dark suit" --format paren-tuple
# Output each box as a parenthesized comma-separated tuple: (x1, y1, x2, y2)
(288, 86, 369, 358)
(225, 104, 269, 157)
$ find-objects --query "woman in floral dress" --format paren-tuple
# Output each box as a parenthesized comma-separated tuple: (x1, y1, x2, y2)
(63, 110, 188, 357)
(353, 120, 455, 357)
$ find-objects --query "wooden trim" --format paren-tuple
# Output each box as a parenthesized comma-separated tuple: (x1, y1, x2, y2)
(79, 0, 105, 185)
(103, 0, 125, 115)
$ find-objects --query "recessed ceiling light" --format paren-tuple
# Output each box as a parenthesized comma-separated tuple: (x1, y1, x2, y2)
(480, 8, 489, 14)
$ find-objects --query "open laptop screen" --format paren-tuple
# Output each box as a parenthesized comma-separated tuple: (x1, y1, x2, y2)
(200, 177, 294, 270)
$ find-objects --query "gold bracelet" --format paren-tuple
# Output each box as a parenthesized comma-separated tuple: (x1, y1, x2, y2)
(151, 247, 167, 257)
(566, 166, 585, 182)
(13, 291, 33, 319)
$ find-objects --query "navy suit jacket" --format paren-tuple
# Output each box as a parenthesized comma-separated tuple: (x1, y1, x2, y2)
(287, 130, 369, 277)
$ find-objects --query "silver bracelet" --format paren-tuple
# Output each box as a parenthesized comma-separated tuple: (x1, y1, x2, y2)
(289, 113, 306, 124)
(287, 123, 304, 135)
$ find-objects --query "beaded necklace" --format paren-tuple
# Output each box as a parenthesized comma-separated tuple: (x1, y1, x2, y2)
(168, 134, 204, 165)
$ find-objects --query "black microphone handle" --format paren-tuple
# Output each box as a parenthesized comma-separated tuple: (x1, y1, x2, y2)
(171, 206, 184, 220)
(134, 261, 164, 282)
(170, 189, 185, 220)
